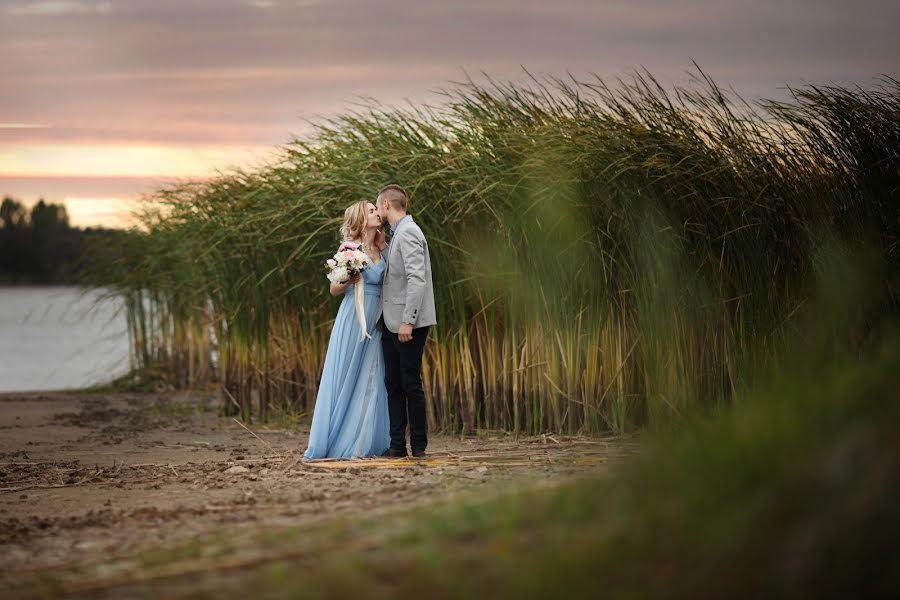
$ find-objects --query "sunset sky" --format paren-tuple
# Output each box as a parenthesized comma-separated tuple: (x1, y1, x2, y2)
(2, 0, 897, 227)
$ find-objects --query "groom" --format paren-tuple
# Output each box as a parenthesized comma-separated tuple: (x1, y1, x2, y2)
(376, 184, 436, 458)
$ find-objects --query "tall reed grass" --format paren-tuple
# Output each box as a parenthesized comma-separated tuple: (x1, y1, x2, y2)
(98, 68, 899, 434)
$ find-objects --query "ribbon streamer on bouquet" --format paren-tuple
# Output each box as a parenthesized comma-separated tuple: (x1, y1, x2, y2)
(354, 278, 372, 342)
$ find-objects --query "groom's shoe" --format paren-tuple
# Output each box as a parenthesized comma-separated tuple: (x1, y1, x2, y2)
(411, 449, 426, 459)
(381, 448, 407, 459)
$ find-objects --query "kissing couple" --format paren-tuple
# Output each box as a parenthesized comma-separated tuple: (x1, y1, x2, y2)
(303, 184, 436, 460)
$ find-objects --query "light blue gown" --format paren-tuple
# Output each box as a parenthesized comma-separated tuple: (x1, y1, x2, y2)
(303, 253, 390, 459)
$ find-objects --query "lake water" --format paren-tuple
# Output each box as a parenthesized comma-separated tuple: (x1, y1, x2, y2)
(0, 287, 131, 392)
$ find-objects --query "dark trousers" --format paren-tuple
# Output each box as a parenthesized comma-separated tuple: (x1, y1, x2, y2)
(382, 326, 430, 453)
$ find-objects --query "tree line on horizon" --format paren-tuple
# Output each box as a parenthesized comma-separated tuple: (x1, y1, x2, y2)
(0, 196, 125, 285)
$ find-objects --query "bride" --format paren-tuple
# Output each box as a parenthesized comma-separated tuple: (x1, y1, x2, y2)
(303, 200, 390, 459)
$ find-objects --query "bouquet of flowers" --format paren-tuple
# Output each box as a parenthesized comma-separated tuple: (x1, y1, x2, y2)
(325, 241, 373, 341)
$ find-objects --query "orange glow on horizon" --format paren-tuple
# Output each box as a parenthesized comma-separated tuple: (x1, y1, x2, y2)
(61, 197, 140, 229)
(0, 143, 277, 178)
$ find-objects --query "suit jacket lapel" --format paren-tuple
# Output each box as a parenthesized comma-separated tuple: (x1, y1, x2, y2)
(386, 216, 412, 275)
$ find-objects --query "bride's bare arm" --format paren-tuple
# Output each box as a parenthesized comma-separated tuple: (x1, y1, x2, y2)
(330, 274, 361, 297)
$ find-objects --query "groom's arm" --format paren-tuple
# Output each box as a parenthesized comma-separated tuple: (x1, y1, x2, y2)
(400, 228, 427, 327)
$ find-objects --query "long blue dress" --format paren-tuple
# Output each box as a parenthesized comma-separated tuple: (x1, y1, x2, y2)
(303, 252, 390, 459)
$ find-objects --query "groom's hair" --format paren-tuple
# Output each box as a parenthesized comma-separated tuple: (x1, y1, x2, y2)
(377, 184, 408, 212)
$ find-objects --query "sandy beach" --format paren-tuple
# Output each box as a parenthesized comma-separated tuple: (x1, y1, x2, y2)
(0, 390, 634, 595)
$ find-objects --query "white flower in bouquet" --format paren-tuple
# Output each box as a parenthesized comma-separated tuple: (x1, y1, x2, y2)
(327, 265, 349, 284)
(324, 241, 375, 342)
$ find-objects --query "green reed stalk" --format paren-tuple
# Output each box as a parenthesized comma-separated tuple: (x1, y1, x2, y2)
(94, 68, 899, 434)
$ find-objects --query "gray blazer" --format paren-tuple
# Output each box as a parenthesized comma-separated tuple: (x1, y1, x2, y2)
(382, 216, 436, 333)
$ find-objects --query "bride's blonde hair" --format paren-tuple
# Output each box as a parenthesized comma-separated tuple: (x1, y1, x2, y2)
(339, 200, 368, 242)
